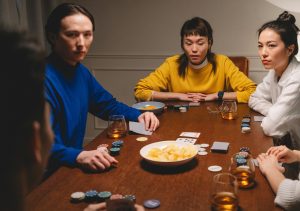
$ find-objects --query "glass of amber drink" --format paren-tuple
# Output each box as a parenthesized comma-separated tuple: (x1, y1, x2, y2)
(220, 100, 237, 120)
(107, 115, 127, 139)
(211, 173, 239, 211)
(229, 153, 256, 189)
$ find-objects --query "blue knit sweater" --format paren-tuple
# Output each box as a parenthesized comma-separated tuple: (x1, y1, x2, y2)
(45, 54, 140, 172)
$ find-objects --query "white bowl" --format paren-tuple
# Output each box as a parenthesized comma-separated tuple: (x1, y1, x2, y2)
(140, 141, 197, 166)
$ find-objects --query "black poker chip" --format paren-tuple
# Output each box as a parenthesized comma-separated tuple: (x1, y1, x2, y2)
(144, 199, 160, 209)
(110, 147, 120, 156)
(240, 147, 250, 153)
(123, 194, 136, 203)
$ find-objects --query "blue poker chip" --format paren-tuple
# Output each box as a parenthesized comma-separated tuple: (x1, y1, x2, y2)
(112, 140, 123, 147)
(236, 158, 247, 166)
(238, 151, 249, 158)
(98, 191, 112, 200)
(235, 154, 244, 160)
(144, 199, 160, 209)
(241, 123, 250, 128)
(242, 118, 251, 123)
(85, 190, 98, 201)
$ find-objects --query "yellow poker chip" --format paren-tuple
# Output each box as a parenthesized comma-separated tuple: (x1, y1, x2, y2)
(136, 137, 148, 142)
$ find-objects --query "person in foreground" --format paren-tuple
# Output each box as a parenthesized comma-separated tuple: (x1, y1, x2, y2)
(0, 26, 143, 211)
(134, 17, 256, 103)
(44, 3, 159, 174)
(0, 27, 54, 211)
(257, 145, 300, 210)
(248, 11, 300, 150)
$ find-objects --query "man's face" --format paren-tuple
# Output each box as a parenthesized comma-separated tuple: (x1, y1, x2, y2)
(52, 13, 94, 66)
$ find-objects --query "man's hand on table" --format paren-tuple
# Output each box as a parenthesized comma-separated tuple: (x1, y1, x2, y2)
(84, 202, 145, 211)
(76, 150, 118, 171)
(138, 111, 160, 131)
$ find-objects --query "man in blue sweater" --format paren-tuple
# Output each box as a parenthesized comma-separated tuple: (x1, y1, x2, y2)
(45, 3, 159, 175)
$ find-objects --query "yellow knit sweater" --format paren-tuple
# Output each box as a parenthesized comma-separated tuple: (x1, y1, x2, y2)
(134, 54, 256, 103)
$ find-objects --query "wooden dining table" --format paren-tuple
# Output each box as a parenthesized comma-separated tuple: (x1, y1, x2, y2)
(26, 102, 281, 211)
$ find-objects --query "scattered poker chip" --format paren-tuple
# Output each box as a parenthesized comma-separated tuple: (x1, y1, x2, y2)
(110, 147, 120, 156)
(98, 191, 112, 200)
(136, 137, 148, 142)
(144, 199, 161, 209)
(85, 190, 98, 201)
(241, 127, 251, 133)
(200, 143, 209, 148)
(123, 194, 136, 202)
(70, 192, 85, 202)
(198, 151, 208, 155)
(208, 165, 222, 172)
(240, 147, 250, 153)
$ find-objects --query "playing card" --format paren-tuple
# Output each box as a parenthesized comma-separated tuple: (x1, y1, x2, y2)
(129, 121, 152, 135)
(179, 132, 201, 138)
(176, 137, 197, 144)
(254, 116, 264, 122)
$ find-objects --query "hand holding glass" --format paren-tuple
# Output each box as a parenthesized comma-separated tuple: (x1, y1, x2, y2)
(107, 115, 127, 139)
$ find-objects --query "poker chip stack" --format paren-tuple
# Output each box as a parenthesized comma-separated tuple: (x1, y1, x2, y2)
(241, 115, 251, 133)
(109, 140, 124, 156)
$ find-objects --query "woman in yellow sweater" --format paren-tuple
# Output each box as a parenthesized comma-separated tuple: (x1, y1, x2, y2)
(134, 17, 256, 103)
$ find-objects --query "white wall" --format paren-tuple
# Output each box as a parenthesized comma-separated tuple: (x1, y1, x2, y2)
(69, 0, 300, 142)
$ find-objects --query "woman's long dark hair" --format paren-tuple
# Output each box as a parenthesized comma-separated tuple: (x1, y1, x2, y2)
(178, 17, 216, 78)
(258, 11, 299, 62)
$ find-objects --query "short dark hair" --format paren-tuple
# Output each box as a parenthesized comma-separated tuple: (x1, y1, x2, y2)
(45, 3, 95, 46)
(0, 26, 45, 210)
(258, 11, 299, 61)
(178, 17, 216, 77)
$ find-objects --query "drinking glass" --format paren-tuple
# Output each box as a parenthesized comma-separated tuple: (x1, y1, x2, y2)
(220, 100, 237, 120)
(211, 173, 239, 211)
(107, 115, 127, 139)
(229, 153, 256, 189)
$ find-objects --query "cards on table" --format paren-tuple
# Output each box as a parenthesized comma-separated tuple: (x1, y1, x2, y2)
(176, 137, 197, 144)
(179, 132, 201, 138)
(210, 141, 230, 153)
(129, 121, 153, 135)
(254, 116, 264, 122)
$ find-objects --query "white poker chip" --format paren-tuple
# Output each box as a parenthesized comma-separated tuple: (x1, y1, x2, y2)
(71, 192, 85, 201)
(208, 165, 222, 172)
(198, 147, 206, 152)
(241, 127, 251, 133)
(200, 143, 209, 148)
(198, 151, 208, 155)
(136, 137, 148, 142)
